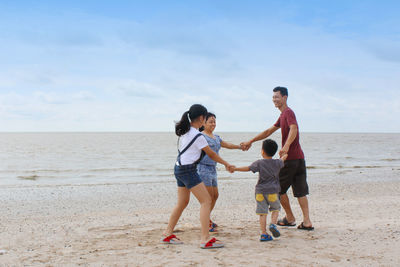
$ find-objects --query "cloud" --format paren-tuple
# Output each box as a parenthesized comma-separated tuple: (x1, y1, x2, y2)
(0, 2, 399, 132)
(72, 91, 95, 101)
(111, 80, 166, 98)
(367, 41, 400, 63)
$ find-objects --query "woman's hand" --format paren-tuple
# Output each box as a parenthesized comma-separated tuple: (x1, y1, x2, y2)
(225, 164, 235, 173)
(240, 141, 252, 151)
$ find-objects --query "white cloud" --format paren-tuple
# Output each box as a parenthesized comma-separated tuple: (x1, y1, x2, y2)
(0, 4, 399, 132)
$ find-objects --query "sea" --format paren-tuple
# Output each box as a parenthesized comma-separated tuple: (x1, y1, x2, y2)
(0, 132, 399, 186)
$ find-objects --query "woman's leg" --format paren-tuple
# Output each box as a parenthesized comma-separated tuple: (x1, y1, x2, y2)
(205, 186, 219, 212)
(190, 182, 213, 243)
(164, 187, 190, 236)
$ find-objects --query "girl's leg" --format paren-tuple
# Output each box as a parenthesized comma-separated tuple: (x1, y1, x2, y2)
(190, 183, 213, 243)
(164, 187, 190, 236)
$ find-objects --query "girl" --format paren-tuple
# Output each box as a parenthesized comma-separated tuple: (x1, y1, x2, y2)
(161, 104, 234, 249)
(198, 113, 242, 232)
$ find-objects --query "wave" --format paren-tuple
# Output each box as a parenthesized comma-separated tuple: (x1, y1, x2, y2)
(17, 175, 39, 180)
(381, 158, 400, 162)
(1, 166, 172, 174)
(307, 165, 389, 170)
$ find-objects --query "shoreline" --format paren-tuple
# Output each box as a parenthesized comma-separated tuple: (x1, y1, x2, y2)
(1, 165, 398, 188)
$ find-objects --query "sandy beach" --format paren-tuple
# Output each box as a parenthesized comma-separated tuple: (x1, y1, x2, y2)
(0, 166, 399, 266)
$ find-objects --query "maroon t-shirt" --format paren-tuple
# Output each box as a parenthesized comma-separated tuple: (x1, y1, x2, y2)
(274, 107, 304, 160)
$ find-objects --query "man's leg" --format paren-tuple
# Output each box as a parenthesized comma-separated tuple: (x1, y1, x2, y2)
(280, 193, 295, 223)
(278, 160, 296, 224)
(294, 159, 312, 227)
(298, 196, 312, 227)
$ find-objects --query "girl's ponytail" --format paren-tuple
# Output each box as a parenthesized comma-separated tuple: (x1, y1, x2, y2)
(175, 111, 191, 136)
(175, 104, 208, 136)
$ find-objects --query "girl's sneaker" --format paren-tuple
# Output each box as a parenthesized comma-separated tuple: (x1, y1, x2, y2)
(269, 223, 281, 238)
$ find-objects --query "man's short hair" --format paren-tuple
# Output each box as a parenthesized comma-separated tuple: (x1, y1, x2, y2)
(273, 86, 288, 97)
(262, 139, 278, 157)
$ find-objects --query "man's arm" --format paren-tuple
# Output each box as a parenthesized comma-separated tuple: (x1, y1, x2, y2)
(279, 124, 297, 157)
(280, 153, 288, 161)
(240, 126, 279, 151)
(220, 140, 241, 150)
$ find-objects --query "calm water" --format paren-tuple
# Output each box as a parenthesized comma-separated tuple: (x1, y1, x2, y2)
(0, 132, 399, 186)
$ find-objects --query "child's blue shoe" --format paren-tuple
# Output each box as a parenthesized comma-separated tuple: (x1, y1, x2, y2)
(269, 224, 281, 238)
(260, 234, 273, 242)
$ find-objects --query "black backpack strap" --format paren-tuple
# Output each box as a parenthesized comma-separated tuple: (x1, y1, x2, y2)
(177, 133, 204, 165)
(193, 150, 206, 165)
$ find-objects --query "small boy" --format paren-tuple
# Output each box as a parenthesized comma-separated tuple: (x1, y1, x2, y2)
(235, 139, 287, 241)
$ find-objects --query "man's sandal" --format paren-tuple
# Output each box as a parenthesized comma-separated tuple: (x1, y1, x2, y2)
(277, 217, 296, 227)
(297, 222, 314, 231)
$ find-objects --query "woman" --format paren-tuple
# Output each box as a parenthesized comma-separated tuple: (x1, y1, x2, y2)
(198, 113, 242, 232)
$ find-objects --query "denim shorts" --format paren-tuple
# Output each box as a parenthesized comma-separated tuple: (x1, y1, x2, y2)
(174, 163, 203, 189)
(197, 164, 218, 187)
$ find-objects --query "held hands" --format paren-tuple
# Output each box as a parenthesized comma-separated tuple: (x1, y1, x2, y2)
(225, 164, 236, 173)
(279, 144, 289, 157)
(240, 141, 252, 151)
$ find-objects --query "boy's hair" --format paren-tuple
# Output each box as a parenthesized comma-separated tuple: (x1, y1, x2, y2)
(273, 86, 288, 97)
(262, 139, 278, 157)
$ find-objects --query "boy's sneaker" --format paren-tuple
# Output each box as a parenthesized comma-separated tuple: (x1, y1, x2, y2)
(269, 224, 281, 238)
(260, 234, 273, 242)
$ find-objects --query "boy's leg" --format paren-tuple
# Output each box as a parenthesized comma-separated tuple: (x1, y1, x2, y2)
(268, 196, 281, 237)
(259, 215, 267, 235)
(270, 210, 279, 225)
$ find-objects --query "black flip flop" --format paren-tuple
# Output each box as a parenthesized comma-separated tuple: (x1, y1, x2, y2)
(277, 217, 296, 227)
(297, 222, 314, 231)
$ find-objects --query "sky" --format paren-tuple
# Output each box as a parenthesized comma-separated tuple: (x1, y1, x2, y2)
(0, 0, 399, 132)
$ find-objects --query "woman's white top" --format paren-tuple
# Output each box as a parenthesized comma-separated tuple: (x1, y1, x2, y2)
(177, 127, 208, 165)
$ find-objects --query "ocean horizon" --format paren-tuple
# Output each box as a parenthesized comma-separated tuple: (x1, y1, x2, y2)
(1, 132, 399, 187)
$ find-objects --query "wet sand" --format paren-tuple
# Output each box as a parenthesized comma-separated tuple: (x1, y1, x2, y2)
(1, 167, 400, 266)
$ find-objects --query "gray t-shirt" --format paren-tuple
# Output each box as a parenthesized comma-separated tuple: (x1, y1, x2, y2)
(249, 159, 284, 194)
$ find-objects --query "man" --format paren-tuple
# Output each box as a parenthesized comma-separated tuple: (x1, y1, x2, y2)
(241, 86, 313, 230)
